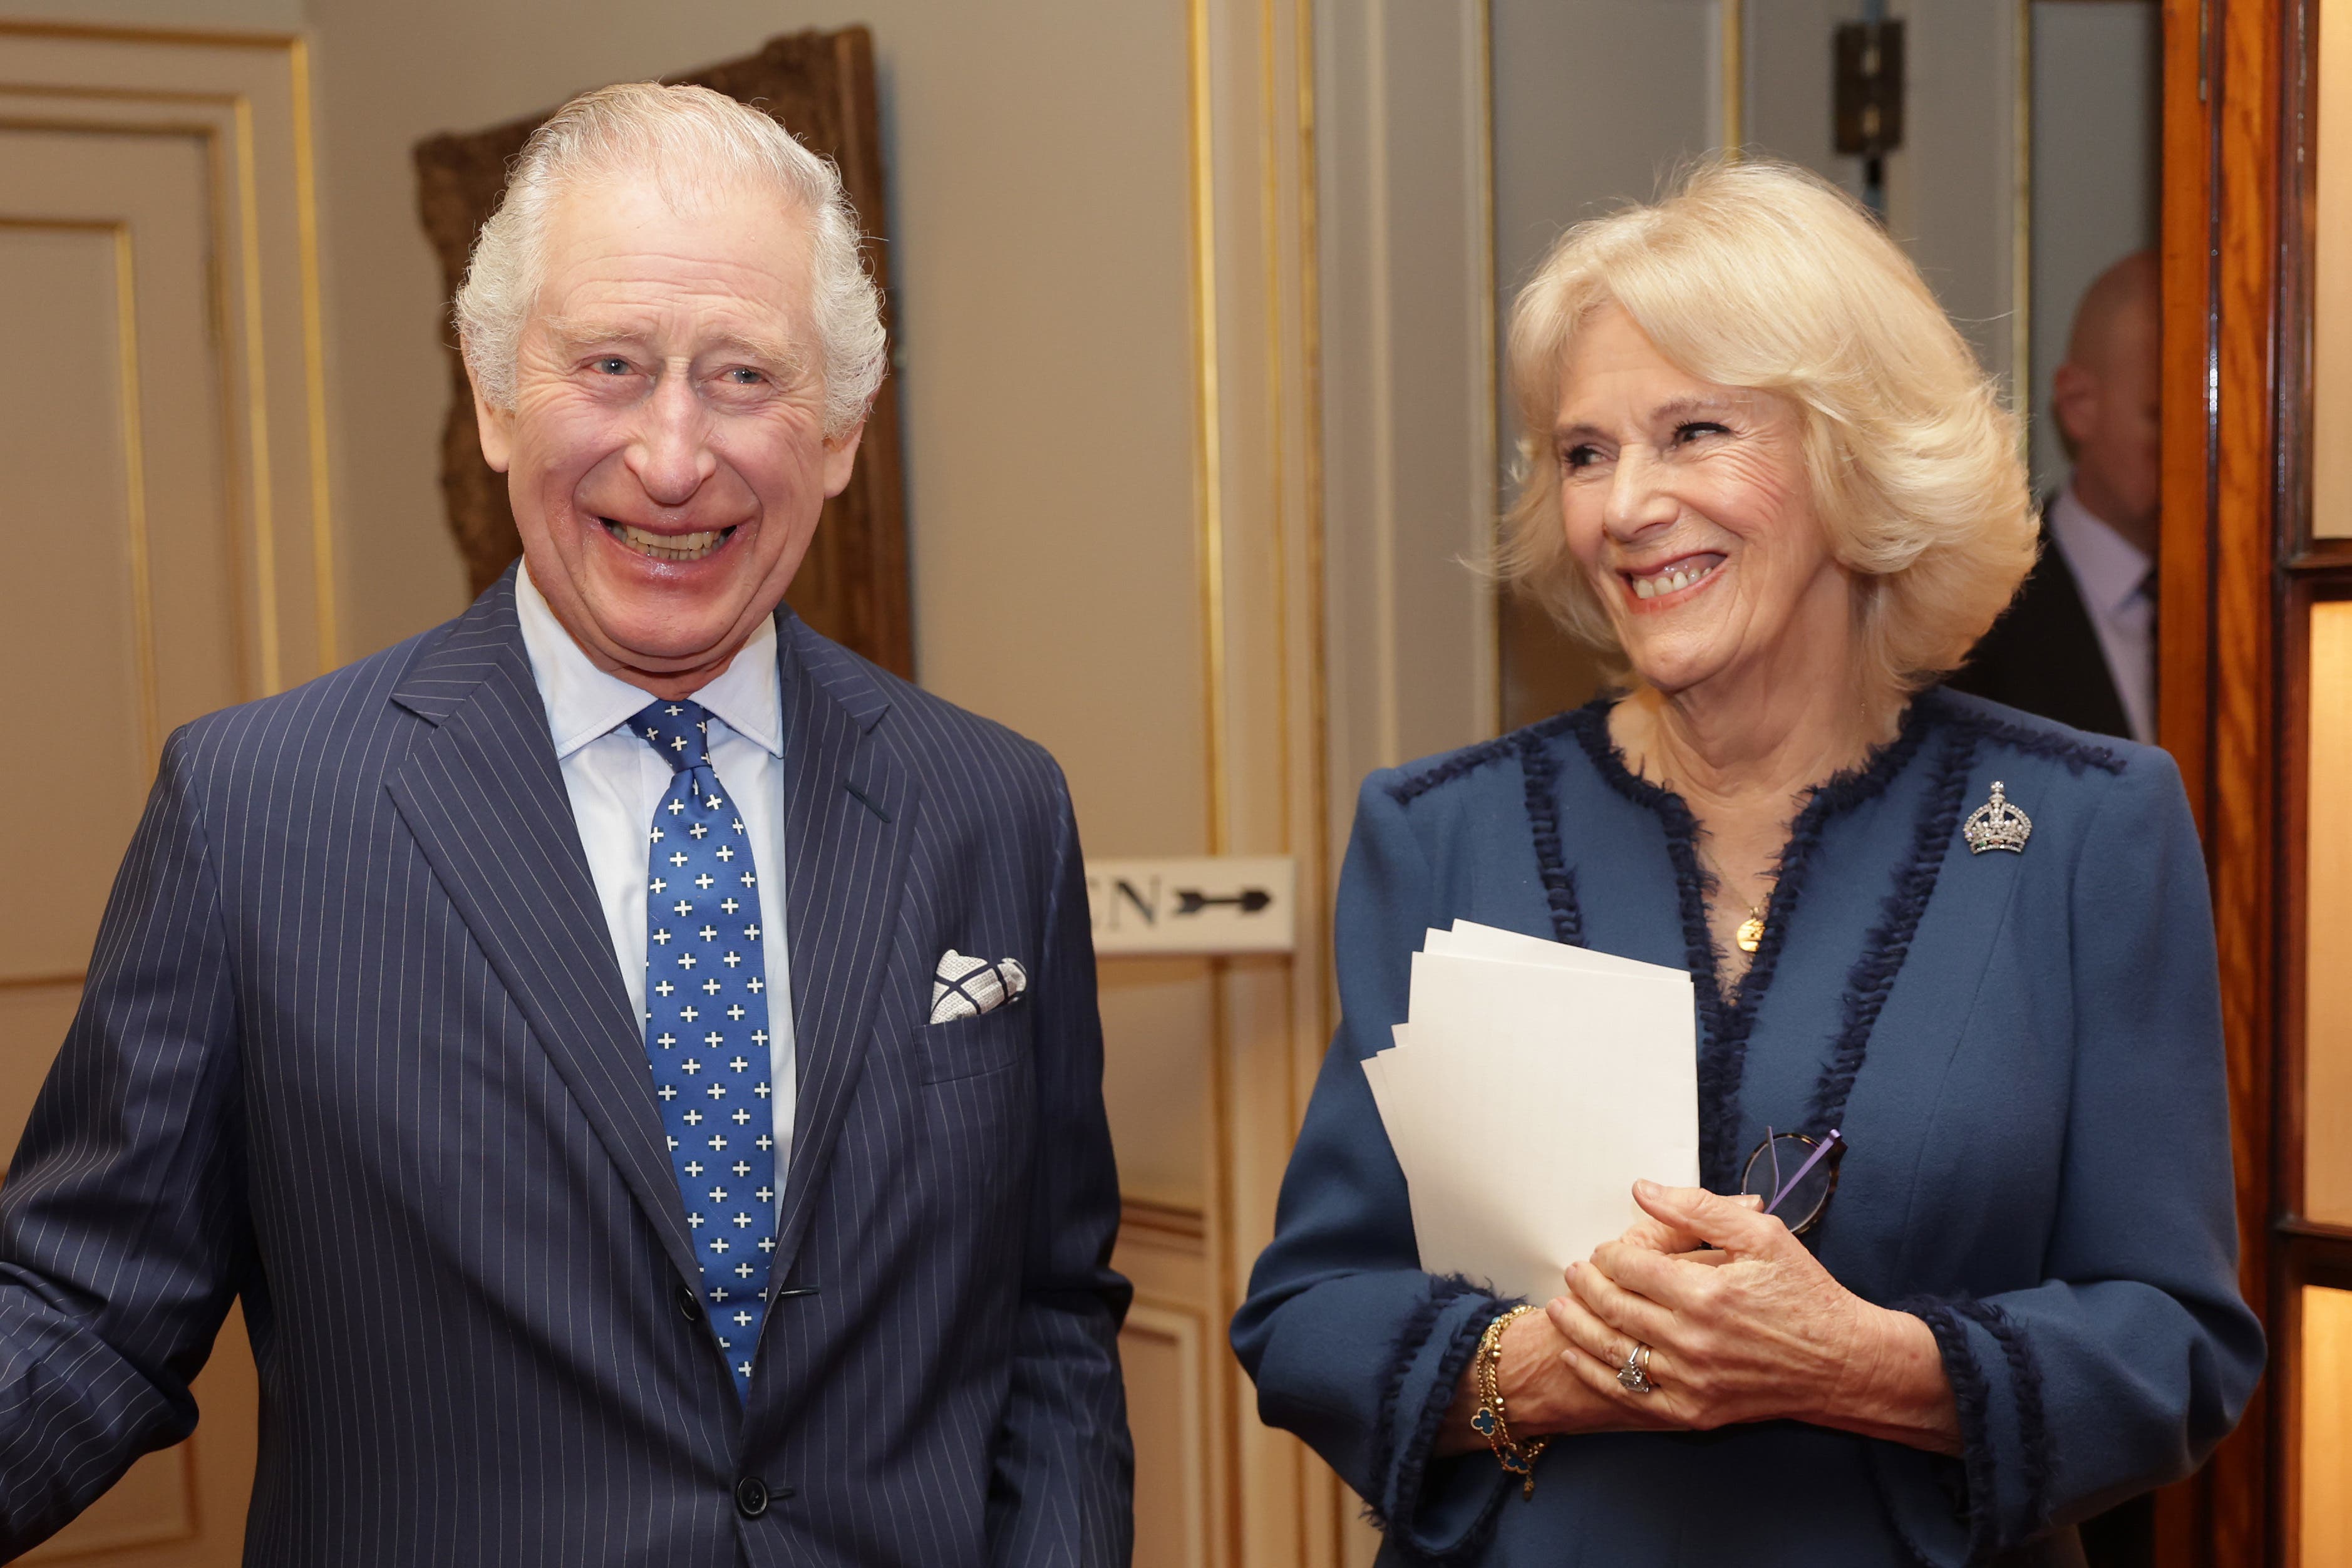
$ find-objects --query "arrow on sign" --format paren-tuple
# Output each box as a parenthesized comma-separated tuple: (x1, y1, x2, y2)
(1175, 889, 1274, 916)
(1085, 857, 1294, 954)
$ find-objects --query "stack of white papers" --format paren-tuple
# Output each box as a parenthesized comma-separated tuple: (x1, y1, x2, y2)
(1361, 921, 1699, 1307)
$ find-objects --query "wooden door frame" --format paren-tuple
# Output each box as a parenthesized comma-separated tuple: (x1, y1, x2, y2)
(2158, 1, 2352, 1562)
(2155, 4, 2276, 1562)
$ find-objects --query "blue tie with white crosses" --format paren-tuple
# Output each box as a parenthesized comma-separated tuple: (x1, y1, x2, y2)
(632, 699, 777, 1401)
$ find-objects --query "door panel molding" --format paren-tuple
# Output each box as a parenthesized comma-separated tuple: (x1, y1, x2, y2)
(0, 215, 157, 761)
(1178, 1, 1351, 1560)
(0, 24, 336, 691)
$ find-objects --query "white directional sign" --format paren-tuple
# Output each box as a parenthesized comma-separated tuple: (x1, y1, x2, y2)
(1084, 856, 1297, 956)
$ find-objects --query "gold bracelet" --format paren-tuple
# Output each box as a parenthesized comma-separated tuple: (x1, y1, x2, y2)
(1469, 1304, 1549, 1498)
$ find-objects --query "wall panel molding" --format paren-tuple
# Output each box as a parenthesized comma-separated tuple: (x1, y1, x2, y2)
(0, 23, 336, 692)
(1185, 0, 1354, 1561)
(1315, 0, 1499, 876)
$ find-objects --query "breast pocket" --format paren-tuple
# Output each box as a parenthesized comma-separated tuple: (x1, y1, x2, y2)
(912, 1006, 1034, 1220)
(914, 1003, 1029, 1084)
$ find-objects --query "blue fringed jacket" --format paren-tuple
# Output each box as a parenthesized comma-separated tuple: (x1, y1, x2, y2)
(1231, 689, 2264, 1567)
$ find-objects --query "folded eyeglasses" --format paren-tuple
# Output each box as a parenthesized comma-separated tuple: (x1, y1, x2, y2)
(1738, 1127, 1846, 1236)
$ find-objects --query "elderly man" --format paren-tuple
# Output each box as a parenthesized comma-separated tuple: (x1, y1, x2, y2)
(0, 83, 1132, 1567)
(1951, 249, 2161, 741)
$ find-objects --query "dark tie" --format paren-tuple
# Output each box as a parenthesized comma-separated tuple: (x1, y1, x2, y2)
(632, 699, 778, 1401)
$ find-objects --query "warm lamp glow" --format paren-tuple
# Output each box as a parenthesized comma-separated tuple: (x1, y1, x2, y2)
(2304, 1286, 2352, 1565)
(2310, 603, 2352, 1225)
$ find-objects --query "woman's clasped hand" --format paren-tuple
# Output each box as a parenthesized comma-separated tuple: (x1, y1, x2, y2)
(1543, 1182, 1959, 1453)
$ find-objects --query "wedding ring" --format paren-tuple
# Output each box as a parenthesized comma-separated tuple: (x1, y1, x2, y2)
(1616, 1341, 1657, 1395)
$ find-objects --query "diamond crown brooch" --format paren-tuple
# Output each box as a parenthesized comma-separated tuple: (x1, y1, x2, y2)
(1963, 780, 2032, 855)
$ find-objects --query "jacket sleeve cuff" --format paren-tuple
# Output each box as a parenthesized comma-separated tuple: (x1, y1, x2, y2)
(1875, 1297, 2056, 1567)
(1367, 1281, 1514, 1563)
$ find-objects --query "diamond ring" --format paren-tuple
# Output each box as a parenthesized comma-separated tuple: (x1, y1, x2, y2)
(1616, 1341, 1657, 1395)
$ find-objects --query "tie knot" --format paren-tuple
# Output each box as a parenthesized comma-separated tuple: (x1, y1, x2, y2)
(632, 699, 713, 774)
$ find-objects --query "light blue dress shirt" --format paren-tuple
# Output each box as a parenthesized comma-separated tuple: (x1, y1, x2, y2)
(514, 564, 798, 1183)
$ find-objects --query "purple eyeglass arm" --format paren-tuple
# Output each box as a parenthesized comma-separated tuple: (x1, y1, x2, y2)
(1761, 1128, 1843, 1219)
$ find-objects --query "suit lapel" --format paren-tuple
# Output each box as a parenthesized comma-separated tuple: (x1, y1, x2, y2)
(2023, 543, 2135, 738)
(383, 577, 704, 1296)
(2019, 534, 2132, 738)
(769, 612, 916, 1284)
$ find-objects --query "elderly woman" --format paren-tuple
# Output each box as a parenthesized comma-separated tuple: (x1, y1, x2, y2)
(1231, 160, 2263, 1566)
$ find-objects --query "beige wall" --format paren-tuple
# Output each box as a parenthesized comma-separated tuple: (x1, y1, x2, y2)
(302, 0, 1202, 811)
(2027, 1, 2159, 495)
(1315, 0, 1503, 869)
(1742, 0, 2019, 395)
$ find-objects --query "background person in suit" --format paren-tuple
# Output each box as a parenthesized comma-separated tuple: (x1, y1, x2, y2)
(0, 82, 1132, 1567)
(1949, 250, 2160, 741)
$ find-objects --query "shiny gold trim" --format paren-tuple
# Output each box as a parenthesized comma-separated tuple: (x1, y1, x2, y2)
(1284, 9, 1343, 1519)
(1259, 0, 1293, 852)
(1184, 8, 1240, 1564)
(0, 111, 218, 135)
(112, 222, 162, 768)
(1294, 0, 1332, 1050)
(1188, 0, 1229, 859)
(199, 113, 256, 699)
(1361, 0, 1400, 770)
(1721, 0, 1745, 153)
(2013, 0, 2033, 428)
(0, 81, 239, 105)
(0, 19, 297, 48)
(0, 972, 85, 992)
(0, 211, 123, 228)
(1202, 959, 1240, 1568)
(287, 39, 335, 667)
(229, 91, 279, 694)
(1474, 0, 1501, 739)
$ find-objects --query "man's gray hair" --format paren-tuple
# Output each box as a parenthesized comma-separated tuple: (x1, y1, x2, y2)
(455, 81, 887, 438)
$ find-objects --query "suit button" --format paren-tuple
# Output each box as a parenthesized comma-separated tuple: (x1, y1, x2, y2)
(678, 1285, 701, 1323)
(735, 1476, 769, 1517)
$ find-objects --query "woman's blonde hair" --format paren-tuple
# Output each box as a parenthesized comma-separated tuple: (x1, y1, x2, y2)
(1497, 158, 2035, 694)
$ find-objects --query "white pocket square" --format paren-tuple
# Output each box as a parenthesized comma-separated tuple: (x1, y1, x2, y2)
(929, 949, 1028, 1024)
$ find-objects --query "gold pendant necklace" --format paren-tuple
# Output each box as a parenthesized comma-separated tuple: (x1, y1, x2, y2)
(1699, 844, 1772, 954)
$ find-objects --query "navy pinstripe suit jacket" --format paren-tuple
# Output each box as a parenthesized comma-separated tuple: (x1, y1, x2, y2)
(0, 573, 1134, 1566)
